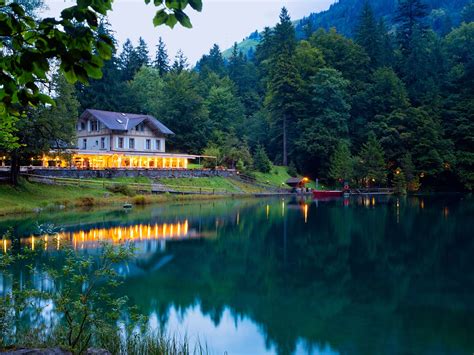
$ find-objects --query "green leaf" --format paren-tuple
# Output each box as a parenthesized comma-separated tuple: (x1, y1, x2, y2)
(96, 40, 112, 60)
(153, 9, 168, 27)
(84, 63, 103, 79)
(62, 68, 77, 83)
(37, 93, 55, 105)
(188, 0, 202, 11)
(174, 9, 192, 28)
(165, 14, 178, 28)
(165, 0, 186, 10)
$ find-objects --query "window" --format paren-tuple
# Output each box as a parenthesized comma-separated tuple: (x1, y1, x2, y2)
(118, 137, 124, 149)
(101, 137, 106, 149)
(129, 138, 135, 149)
(146, 139, 151, 150)
(136, 123, 145, 132)
(79, 122, 85, 131)
(155, 139, 161, 151)
(82, 139, 87, 150)
(90, 120, 99, 131)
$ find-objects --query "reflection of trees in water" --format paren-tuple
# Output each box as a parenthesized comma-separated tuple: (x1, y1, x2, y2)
(115, 196, 474, 355)
(3, 196, 473, 354)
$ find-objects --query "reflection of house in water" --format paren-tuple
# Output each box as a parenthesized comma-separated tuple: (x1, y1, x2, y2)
(3, 220, 204, 255)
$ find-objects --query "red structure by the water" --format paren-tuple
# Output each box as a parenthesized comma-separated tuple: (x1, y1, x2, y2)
(312, 190, 344, 198)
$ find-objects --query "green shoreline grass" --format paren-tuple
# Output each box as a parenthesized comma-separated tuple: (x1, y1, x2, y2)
(0, 180, 229, 217)
(0, 166, 299, 217)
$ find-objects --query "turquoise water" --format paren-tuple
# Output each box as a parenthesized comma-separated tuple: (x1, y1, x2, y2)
(1, 195, 473, 354)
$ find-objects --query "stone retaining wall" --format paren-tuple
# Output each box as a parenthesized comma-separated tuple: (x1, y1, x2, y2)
(24, 168, 235, 179)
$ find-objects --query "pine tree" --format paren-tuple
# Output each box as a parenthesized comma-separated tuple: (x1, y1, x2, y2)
(253, 145, 272, 173)
(136, 37, 150, 67)
(171, 49, 189, 73)
(392, 169, 407, 195)
(119, 39, 140, 81)
(255, 26, 274, 66)
(395, 0, 429, 55)
(355, 1, 381, 68)
(266, 7, 299, 166)
(378, 18, 395, 67)
(329, 141, 354, 182)
(197, 44, 226, 77)
(357, 133, 387, 186)
(153, 37, 169, 76)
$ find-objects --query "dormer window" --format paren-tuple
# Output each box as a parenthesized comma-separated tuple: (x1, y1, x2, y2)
(90, 120, 99, 132)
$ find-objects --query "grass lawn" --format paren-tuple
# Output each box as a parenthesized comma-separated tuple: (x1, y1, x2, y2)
(159, 177, 243, 193)
(253, 165, 292, 188)
(253, 165, 317, 189)
(0, 179, 230, 216)
(0, 180, 108, 215)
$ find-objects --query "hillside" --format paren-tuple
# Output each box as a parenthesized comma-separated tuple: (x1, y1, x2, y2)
(224, 0, 473, 58)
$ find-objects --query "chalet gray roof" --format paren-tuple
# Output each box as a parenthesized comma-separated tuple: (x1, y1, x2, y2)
(80, 109, 175, 135)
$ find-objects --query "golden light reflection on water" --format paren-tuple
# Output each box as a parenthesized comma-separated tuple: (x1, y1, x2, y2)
(2, 221, 191, 252)
(303, 204, 308, 224)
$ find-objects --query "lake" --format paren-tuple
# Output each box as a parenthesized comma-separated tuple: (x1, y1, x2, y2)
(1, 195, 473, 355)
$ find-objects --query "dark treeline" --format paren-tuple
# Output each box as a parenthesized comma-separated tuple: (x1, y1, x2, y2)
(71, 0, 473, 191)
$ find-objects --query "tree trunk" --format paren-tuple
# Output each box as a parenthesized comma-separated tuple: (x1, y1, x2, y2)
(9, 151, 20, 186)
(282, 115, 288, 166)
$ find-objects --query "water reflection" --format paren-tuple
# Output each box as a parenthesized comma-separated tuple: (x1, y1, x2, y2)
(1, 195, 473, 355)
(2, 221, 196, 252)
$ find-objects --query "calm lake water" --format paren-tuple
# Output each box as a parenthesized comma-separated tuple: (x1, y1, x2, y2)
(1, 195, 473, 355)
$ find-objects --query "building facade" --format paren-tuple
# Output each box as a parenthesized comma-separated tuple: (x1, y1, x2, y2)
(43, 109, 198, 169)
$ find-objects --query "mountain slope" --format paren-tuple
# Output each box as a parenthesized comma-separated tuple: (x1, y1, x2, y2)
(223, 0, 472, 58)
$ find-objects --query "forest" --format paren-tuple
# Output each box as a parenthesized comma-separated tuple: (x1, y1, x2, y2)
(3, 0, 474, 191)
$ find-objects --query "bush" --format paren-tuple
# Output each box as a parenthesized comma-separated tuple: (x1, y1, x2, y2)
(287, 162, 297, 177)
(236, 159, 245, 172)
(78, 197, 95, 207)
(253, 145, 272, 173)
(133, 195, 147, 205)
(106, 184, 135, 196)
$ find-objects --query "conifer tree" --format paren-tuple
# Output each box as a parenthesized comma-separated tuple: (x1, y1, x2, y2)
(119, 39, 140, 81)
(253, 145, 272, 173)
(395, 0, 429, 54)
(266, 7, 299, 166)
(153, 37, 169, 76)
(357, 133, 387, 186)
(392, 169, 408, 195)
(171, 49, 189, 74)
(171, 49, 189, 73)
(136, 37, 150, 67)
(355, 1, 381, 68)
(197, 44, 226, 77)
(329, 141, 354, 182)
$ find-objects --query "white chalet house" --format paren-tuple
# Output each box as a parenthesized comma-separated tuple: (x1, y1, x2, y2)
(69, 109, 194, 169)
